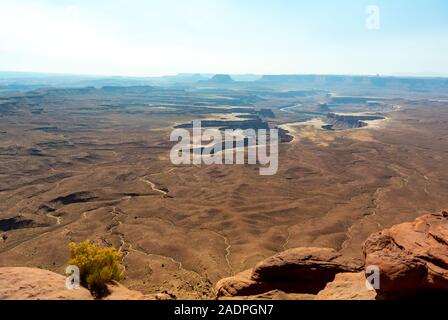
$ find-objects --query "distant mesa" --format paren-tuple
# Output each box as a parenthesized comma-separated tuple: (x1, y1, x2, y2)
(167, 73, 209, 83)
(210, 74, 235, 82)
(203, 74, 235, 84)
(323, 113, 385, 131)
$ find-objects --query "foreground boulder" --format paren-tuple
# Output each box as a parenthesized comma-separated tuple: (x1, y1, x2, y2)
(0, 267, 92, 300)
(0, 267, 175, 300)
(220, 289, 317, 301)
(215, 269, 259, 297)
(363, 212, 448, 298)
(316, 272, 377, 300)
(216, 247, 362, 297)
(105, 281, 176, 300)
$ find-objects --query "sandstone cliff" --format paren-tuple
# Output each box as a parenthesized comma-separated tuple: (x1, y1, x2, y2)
(216, 211, 448, 300)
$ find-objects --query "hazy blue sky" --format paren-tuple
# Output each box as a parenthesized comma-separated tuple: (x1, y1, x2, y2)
(0, 0, 447, 76)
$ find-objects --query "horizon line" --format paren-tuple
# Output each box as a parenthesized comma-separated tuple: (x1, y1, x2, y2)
(1, 69, 448, 80)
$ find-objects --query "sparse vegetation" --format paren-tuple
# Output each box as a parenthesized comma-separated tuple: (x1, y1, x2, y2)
(68, 240, 123, 297)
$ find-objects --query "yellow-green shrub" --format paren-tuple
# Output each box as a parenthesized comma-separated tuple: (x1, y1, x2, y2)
(68, 240, 123, 297)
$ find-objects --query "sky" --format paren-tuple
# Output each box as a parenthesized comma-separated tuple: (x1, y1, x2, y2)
(0, 0, 447, 77)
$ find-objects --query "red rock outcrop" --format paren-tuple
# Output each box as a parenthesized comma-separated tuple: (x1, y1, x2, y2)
(215, 269, 259, 297)
(363, 212, 448, 297)
(0, 267, 93, 300)
(0, 267, 175, 300)
(316, 272, 377, 300)
(104, 281, 176, 300)
(216, 247, 362, 298)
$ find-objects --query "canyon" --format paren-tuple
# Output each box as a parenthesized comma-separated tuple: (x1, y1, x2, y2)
(1, 74, 448, 299)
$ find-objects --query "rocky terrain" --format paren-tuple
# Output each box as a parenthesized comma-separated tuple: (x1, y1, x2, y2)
(1, 212, 447, 300)
(216, 248, 362, 298)
(216, 212, 448, 300)
(364, 211, 448, 299)
(0, 267, 175, 300)
(1, 78, 448, 299)
(0, 267, 92, 300)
